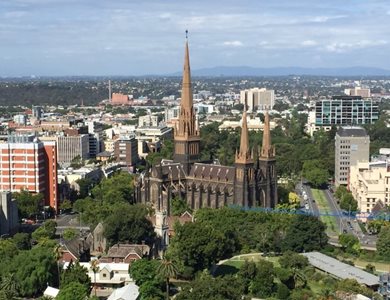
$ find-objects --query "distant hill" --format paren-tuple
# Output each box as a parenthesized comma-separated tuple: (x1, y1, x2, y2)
(171, 66, 390, 77)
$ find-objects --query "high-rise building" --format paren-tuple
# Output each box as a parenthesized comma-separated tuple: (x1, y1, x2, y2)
(307, 96, 379, 136)
(0, 134, 58, 211)
(114, 137, 139, 168)
(240, 88, 275, 111)
(335, 127, 370, 187)
(41, 134, 89, 167)
(136, 35, 278, 214)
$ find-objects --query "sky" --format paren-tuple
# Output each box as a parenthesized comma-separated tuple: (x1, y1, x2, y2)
(1, 0, 390, 76)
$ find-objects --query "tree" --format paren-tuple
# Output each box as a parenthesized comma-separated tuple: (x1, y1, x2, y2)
(282, 215, 328, 252)
(12, 233, 31, 250)
(138, 280, 164, 300)
(171, 197, 191, 216)
(54, 244, 62, 288)
(335, 185, 348, 200)
(336, 278, 373, 298)
(62, 228, 77, 241)
(32, 220, 57, 241)
(338, 233, 360, 255)
(302, 160, 329, 188)
(0, 244, 57, 297)
(13, 190, 43, 218)
(56, 282, 88, 300)
(167, 221, 237, 277)
(249, 259, 275, 298)
(70, 155, 84, 169)
(103, 204, 155, 246)
(61, 261, 91, 291)
(377, 226, 390, 260)
(276, 283, 290, 299)
(157, 259, 179, 300)
(129, 259, 161, 286)
(0, 239, 18, 260)
(60, 199, 72, 212)
(279, 251, 309, 269)
(237, 260, 257, 294)
(176, 272, 243, 300)
(0, 274, 17, 299)
(340, 193, 358, 212)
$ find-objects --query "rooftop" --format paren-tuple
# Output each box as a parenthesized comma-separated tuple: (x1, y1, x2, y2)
(337, 126, 368, 137)
(302, 252, 379, 287)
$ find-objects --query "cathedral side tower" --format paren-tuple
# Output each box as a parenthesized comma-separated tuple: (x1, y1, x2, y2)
(173, 32, 200, 174)
(258, 111, 278, 207)
(235, 104, 254, 207)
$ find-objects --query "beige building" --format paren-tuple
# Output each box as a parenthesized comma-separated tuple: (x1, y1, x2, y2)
(240, 88, 275, 111)
(335, 127, 370, 187)
(349, 160, 390, 215)
(345, 87, 371, 98)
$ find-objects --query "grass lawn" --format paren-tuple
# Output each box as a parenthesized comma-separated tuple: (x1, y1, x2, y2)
(214, 253, 280, 276)
(353, 257, 390, 273)
(311, 189, 339, 237)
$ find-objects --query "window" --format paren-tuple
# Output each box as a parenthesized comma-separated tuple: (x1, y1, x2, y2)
(102, 273, 106, 278)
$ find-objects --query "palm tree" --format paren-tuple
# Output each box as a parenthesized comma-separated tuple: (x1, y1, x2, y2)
(157, 259, 178, 300)
(0, 274, 17, 299)
(293, 268, 307, 289)
(90, 260, 100, 297)
(53, 245, 62, 288)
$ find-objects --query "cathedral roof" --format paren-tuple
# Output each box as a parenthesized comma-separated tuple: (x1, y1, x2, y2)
(188, 163, 236, 183)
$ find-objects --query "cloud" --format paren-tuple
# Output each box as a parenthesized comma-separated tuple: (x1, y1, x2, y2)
(309, 15, 347, 23)
(223, 40, 244, 47)
(325, 40, 388, 53)
(301, 40, 318, 46)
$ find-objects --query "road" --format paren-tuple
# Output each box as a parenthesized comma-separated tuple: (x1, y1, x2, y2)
(297, 183, 377, 248)
(322, 187, 377, 248)
(55, 213, 90, 236)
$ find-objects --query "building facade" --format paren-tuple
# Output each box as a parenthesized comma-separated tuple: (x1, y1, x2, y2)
(349, 160, 390, 214)
(0, 134, 58, 210)
(114, 137, 139, 168)
(0, 192, 18, 236)
(335, 127, 370, 187)
(307, 96, 379, 135)
(136, 38, 278, 214)
(240, 88, 275, 111)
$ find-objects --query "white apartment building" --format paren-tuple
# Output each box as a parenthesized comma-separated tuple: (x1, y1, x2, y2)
(240, 88, 275, 111)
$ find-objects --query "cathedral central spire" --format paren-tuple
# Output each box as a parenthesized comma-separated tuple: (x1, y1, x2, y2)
(173, 31, 200, 174)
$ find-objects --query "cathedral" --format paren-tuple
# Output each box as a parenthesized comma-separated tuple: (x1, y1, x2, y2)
(135, 36, 278, 214)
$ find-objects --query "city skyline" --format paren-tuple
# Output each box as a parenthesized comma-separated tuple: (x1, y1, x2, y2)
(1, 0, 390, 76)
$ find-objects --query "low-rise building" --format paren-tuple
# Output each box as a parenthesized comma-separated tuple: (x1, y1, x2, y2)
(100, 244, 150, 264)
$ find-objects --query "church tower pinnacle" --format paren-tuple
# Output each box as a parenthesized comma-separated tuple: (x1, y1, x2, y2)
(235, 102, 253, 164)
(173, 31, 200, 174)
(258, 111, 278, 208)
(260, 111, 275, 158)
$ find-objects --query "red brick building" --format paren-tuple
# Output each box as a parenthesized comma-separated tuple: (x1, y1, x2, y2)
(0, 134, 58, 211)
(111, 93, 129, 105)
